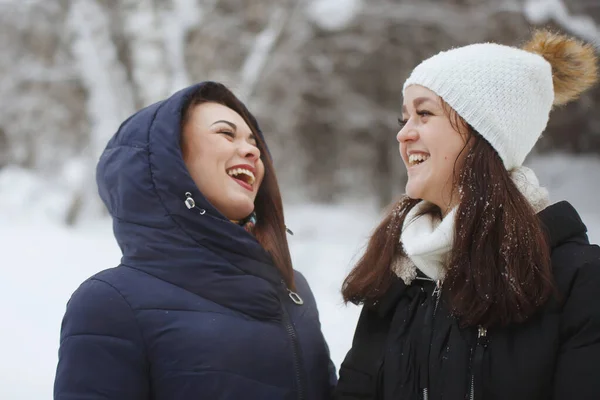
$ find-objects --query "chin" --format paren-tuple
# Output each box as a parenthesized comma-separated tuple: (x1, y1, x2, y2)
(227, 199, 255, 221)
(405, 182, 423, 200)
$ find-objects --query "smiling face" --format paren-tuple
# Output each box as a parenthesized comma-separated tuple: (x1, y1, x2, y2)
(397, 85, 470, 214)
(181, 102, 265, 221)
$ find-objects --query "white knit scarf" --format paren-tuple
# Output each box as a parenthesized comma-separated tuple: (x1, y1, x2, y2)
(391, 166, 550, 284)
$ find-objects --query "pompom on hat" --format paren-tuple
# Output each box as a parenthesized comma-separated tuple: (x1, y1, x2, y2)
(403, 30, 598, 171)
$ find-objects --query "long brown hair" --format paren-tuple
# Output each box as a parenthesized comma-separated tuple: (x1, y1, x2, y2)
(181, 82, 296, 290)
(342, 101, 555, 328)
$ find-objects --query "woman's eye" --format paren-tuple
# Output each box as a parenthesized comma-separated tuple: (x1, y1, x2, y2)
(219, 130, 235, 138)
(417, 110, 433, 117)
(397, 117, 408, 128)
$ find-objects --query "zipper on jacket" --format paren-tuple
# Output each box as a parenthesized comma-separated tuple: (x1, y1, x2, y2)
(432, 279, 442, 315)
(287, 287, 304, 305)
(184, 192, 305, 396)
(469, 326, 488, 400)
(374, 357, 385, 399)
(421, 279, 442, 400)
(279, 280, 307, 400)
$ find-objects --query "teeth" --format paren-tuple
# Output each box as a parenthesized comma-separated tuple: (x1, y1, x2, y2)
(227, 168, 255, 185)
(408, 153, 430, 165)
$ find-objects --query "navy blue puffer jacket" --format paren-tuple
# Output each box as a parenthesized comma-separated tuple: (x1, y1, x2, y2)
(54, 83, 336, 400)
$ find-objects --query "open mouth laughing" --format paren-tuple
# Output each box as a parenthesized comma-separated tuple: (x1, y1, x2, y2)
(408, 152, 430, 167)
(226, 165, 256, 191)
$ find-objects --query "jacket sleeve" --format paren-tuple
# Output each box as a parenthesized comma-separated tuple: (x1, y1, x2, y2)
(54, 278, 149, 400)
(553, 260, 600, 399)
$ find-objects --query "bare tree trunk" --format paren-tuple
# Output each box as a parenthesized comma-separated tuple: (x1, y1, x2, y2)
(121, 0, 170, 107)
(237, 1, 303, 102)
(66, 0, 135, 225)
(160, 0, 203, 92)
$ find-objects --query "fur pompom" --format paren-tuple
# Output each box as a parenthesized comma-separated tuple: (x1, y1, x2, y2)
(522, 29, 598, 106)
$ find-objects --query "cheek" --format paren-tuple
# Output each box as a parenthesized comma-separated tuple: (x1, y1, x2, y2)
(184, 136, 205, 164)
(189, 152, 213, 179)
(256, 162, 266, 183)
(184, 145, 222, 189)
(195, 142, 227, 172)
(434, 153, 458, 179)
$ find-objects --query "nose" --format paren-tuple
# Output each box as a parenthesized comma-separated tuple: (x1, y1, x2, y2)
(238, 140, 261, 162)
(396, 123, 418, 143)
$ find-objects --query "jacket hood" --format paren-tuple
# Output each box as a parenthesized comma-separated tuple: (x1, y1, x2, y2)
(96, 82, 284, 319)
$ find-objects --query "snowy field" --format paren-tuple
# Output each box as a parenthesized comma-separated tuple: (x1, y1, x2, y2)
(1, 154, 599, 400)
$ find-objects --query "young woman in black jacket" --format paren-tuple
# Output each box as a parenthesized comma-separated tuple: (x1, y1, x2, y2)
(335, 30, 600, 400)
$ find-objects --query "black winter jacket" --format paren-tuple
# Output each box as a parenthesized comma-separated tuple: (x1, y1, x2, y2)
(335, 201, 600, 400)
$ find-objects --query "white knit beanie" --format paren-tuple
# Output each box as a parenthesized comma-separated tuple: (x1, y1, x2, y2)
(402, 30, 598, 171)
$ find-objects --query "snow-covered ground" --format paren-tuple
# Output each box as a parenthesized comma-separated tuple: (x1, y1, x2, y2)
(1, 153, 599, 399)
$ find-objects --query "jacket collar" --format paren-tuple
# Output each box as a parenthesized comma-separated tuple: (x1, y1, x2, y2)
(538, 201, 589, 249)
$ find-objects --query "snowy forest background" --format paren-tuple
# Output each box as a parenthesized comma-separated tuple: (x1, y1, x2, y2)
(1, 0, 599, 398)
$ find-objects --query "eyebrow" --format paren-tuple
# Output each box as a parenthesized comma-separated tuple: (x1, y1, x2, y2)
(401, 97, 437, 114)
(211, 120, 257, 141)
(211, 120, 237, 130)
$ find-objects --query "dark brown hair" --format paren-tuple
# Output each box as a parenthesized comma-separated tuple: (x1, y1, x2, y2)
(181, 82, 296, 290)
(342, 101, 555, 328)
